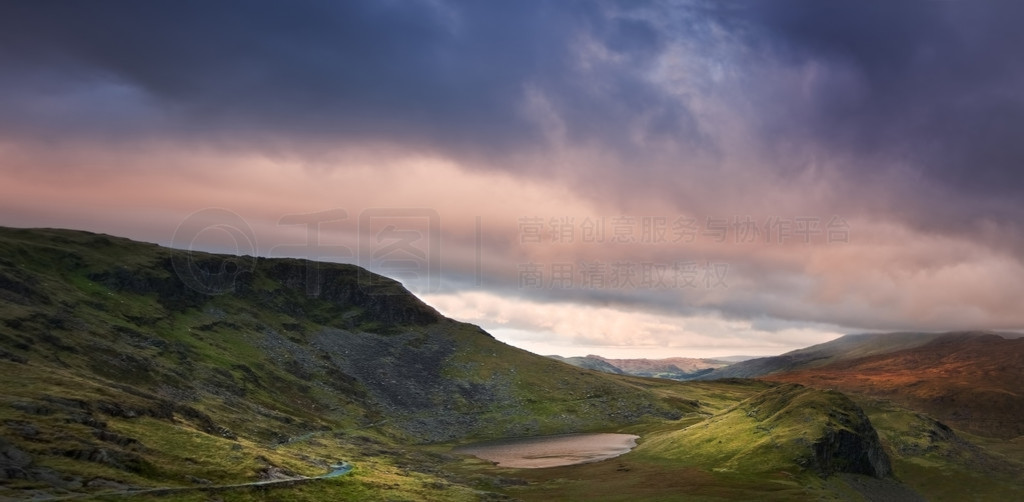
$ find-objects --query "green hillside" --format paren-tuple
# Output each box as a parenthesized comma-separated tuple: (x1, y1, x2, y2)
(0, 227, 688, 499)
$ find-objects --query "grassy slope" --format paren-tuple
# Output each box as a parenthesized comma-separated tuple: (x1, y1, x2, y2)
(441, 381, 888, 501)
(856, 398, 1024, 502)
(444, 382, 1023, 502)
(637, 384, 888, 476)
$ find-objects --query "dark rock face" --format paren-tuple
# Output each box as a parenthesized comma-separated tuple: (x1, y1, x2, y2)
(295, 325, 503, 442)
(0, 267, 49, 305)
(313, 328, 458, 412)
(89, 255, 443, 328)
(256, 261, 443, 327)
(813, 423, 892, 478)
(0, 438, 33, 479)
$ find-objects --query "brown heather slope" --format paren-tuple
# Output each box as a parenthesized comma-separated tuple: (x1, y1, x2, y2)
(766, 333, 1024, 439)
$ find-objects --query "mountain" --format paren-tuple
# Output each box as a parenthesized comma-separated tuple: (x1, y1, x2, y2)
(0, 227, 691, 498)
(697, 331, 1024, 439)
(767, 333, 1024, 438)
(548, 354, 730, 380)
(546, 355, 625, 374)
(1, 227, 1020, 500)
(695, 332, 951, 380)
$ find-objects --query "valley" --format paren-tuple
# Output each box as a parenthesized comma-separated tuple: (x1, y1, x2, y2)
(0, 227, 1022, 501)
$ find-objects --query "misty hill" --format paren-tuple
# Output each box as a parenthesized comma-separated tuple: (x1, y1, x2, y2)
(712, 355, 758, 363)
(548, 354, 730, 380)
(546, 355, 624, 374)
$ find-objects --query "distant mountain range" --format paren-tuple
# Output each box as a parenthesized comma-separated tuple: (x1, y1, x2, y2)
(547, 354, 738, 380)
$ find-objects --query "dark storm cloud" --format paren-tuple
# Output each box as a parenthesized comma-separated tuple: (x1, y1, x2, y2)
(0, 0, 705, 165)
(709, 1, 1024, 198)
(0, 0, 547, 149)
(2, 0, 1022, 241)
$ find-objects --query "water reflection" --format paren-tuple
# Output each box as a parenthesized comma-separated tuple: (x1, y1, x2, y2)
(453, 433, 639, 468)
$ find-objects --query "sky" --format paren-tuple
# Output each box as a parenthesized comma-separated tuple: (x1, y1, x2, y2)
(2, 1, 1023, 358)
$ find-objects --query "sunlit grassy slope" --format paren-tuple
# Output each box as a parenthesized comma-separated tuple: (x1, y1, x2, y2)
(443, 383, 1022, 502)
(638, 384, 890, 477)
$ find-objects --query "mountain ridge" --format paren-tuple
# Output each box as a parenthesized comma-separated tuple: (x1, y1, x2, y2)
(0, 226, 689, 443)
(695, 331, 1011, 380)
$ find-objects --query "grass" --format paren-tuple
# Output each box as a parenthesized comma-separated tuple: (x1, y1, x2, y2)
(638, 385, 847, 475)
(853, 397, 1024, 501)
(436, 382, 1024, 501)
(434, 382, 830, 501)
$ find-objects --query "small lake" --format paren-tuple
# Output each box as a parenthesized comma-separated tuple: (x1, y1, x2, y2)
(452, 433, 639, 468)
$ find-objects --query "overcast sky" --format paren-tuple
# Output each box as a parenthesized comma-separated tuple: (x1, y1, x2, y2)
(2, 1, 1023, 358)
